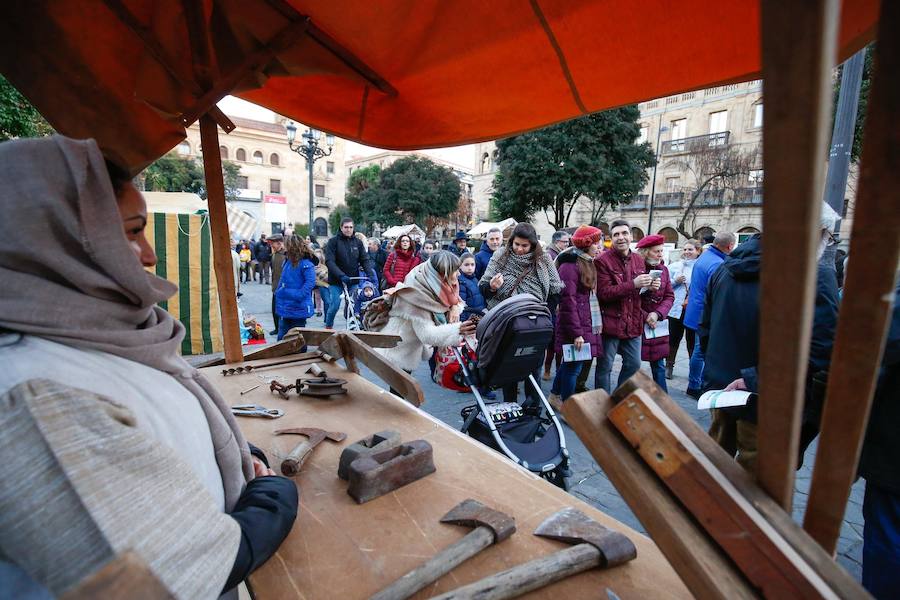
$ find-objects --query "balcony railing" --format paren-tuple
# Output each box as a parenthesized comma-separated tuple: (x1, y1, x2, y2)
(661, 131, 730, 155)
(733, 187, 764, 206)
(652, 192, 683, 209)
(622, 194, 649, 211)
(314, 196, 331, 208)
(695, 188, 725, 207)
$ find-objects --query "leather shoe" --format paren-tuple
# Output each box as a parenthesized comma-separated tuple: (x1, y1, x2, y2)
(686, 387, 702, 400)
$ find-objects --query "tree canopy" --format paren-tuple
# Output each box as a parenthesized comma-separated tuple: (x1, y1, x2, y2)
(140, 153, 241, 203)
(0, 75, 53, 141)
(490, 106, 655, 230)
(345, 164, 381, 227)
(354, 156, 461, 229)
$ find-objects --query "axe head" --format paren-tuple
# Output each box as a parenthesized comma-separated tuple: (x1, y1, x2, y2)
(441, 499, 516, 542)
(534, 507, 637, 567)
(274, 427, 347, 443)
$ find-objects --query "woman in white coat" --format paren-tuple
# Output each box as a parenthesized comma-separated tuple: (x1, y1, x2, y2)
(666, 239, 702, 379)
(377, 252, 476, 374)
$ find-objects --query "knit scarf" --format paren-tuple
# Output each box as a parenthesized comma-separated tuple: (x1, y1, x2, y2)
(479, 247, 564, 309)
(388, 261, 458, 324)
(571, 248, 603, 334)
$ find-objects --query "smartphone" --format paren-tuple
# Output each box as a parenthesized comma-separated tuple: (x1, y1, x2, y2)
(649, 269, 662, 280)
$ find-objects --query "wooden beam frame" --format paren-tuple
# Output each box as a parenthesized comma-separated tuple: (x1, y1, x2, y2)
(288, 327, 402, 349)
(804, 0, 900, 553)
(756, 0, 841, 508)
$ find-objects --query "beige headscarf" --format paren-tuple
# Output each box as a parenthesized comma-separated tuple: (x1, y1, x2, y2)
(0, 135, 252, 510)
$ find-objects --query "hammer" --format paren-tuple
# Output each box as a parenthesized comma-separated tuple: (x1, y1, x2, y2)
(370, 499, 515, 600)
(430, 507, 636, 600)
(274, 427, 346, 476)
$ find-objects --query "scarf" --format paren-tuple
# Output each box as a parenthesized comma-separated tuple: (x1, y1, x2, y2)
(480, 247, 564, 309)
(0, 136, 252, 510)
(388, 261, 458, 324)
(570, 248, 603, 334)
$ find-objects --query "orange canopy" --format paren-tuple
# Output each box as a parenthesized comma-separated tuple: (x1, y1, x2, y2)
(0, 1, 879, 170)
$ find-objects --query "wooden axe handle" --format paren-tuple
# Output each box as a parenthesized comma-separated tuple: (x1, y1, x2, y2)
(370, 526, 495, 600)
(281, 439, 317, 476)
(429, 543, 601, 600)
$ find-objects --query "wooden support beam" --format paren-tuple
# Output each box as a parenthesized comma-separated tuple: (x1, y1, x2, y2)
(609, 389, 845, 598)
(321, 332, 424, 407)
(199, 114, 243, 363)
(613, 372, 868, 598)
(561, 390, 757, 599)
(757, 0, 841, 508)
(805, 1, 900, 553)
(290, 327, 401, 349)
(196, 334, 307, 367)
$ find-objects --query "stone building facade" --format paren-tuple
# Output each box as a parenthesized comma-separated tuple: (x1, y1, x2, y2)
(471, 82, 766, 245)
(180, 115, 347, 237)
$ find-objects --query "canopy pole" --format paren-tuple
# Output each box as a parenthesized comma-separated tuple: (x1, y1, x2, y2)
(804, 0, 900, 553)
(199, 114, 243, 363)
(756, 0, 840, 509)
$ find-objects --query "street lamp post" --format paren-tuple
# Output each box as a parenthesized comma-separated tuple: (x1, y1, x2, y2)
(646, 117, 669, 235)
(286, 121, 335, 234)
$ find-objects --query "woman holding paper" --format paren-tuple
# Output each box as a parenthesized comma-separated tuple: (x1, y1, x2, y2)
(547, 225, 604, 410)
(636, 235, 675, 391)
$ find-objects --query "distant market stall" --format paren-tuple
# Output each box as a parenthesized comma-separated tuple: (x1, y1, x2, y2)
(467, 218, 517, 239)
(380, 223, 425, 240)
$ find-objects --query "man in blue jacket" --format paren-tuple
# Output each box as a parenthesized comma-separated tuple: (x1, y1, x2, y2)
(683, 231, 735, 397)
(474, 227, 503, 280)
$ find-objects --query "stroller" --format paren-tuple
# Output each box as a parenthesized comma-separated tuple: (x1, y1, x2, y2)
(450, 294, 571, 489)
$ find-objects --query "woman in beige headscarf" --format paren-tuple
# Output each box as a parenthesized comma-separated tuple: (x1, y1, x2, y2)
(0, 136, 296, 599)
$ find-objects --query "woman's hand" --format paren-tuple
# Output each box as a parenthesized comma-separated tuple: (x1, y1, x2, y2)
(573, 336, 585, 351)
(645, 312, 658, 328)
(459, 319, 477, 336)
(725, 378, 748, 392)
(252, 456, 276, 478)
(675, 274, 686, 284)
(489, 273, 504, 291)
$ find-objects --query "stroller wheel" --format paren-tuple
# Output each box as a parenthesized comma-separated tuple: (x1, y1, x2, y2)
(540, 468, 569, 491)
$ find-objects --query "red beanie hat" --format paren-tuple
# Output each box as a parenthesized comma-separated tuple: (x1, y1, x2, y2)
(636, 234, 666, 249)
(571, 225, 602, 248)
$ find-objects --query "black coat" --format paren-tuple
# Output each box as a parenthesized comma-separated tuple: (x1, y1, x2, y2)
(859, 282, 900, 494)
(325, 234, 373, 285)
(255, 240, 272, 262)
(368, 248, 388, 284)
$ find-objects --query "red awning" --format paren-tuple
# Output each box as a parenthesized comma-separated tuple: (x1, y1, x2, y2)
(0, 1, 879, 170)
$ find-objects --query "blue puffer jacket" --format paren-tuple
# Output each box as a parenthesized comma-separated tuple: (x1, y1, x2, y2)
(275, 258, 316, 319)
(458, 272, 486, 320)
(474, 242, 494, 281)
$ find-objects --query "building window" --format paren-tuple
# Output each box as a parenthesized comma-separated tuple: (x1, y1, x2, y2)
(708, 110, 728, 146)
(665, 177, 680, 192)
(315, 184, 326, 198)
(237, 176, 249, 189)
(753, 103, 763, 128)
(219, 146, 228, 159)
(326, 161, 335, 175)
(236, 148, 247, 161)
(748, 169, 764, 186)
(637, 124, 649, 144)
(269, 179, 281, 194)
(270, 153, 280, 166)
(176, 141, 191, 155)
(670, 118, 687, 140)
(252, 151, 264, 164)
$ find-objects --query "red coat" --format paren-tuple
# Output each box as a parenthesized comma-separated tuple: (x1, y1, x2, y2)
(640, 263, 675, 361)
(553, 254, 603, 358)
(383, 248, 421, 287)
(595, 249, 646, 339)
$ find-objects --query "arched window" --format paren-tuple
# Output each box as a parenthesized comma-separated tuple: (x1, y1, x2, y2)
(658, 227, 679, 244)
(491, 149, 499, 171)
(313, 217, 328, 237)
(694, 226, 716, 241)
(270, 153, 280, 166)
(176, 141, 191, 155)
(252, 151, 264, 164)
(597, 222, 610, 237)
(236, 148, 247, 162)
(219, 146, 228, 159)
(631, 227, 645, 241)
(480, 152, 490, 174)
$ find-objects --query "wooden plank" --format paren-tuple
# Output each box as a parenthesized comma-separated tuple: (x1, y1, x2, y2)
(201, 359, 692, 600)
(321, 332, 424, 407)
(292, 327, 402, 349)
(561, 390, 758, 599)
(613, 372, 868, 598)
(805, 2, 900, 553)
(609, 389, 844, 599)
(757, 0, 841, 508)
(198, 114, 243, 363)
(61, 552, 173, 600)
(196, 335, 307, 368)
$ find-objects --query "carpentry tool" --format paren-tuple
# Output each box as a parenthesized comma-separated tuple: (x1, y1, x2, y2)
(338, 430, 402, 480)
(275, 427, 347, 477)
(230, 404, 284, 419)
(240, 384, 261, 395)
(270, 379, 298, 399)
(306, 363, 325, 376)
(347, 440, 435, 504)
(220, 351, 323, 376)
(430, 507, 636, 600)
(297, 372, 348, 397)
(369, 499, 515, 600)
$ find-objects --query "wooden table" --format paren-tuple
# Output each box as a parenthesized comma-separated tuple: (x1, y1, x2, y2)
(202, 356, 691, 599)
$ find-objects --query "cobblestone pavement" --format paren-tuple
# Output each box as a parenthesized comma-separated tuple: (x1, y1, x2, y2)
(197, 279, 865, 580)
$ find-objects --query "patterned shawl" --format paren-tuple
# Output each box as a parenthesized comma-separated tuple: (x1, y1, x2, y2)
(479, 246, 564, 309)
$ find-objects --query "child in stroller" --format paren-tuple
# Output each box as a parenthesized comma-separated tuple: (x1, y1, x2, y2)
(451, 294, 571, 489)
(354, 280, 380, 328)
